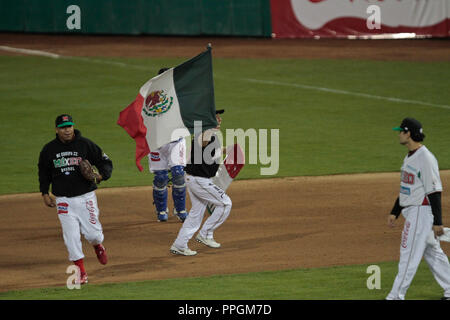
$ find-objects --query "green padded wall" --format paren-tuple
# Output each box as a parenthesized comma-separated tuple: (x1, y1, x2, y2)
(0, 0, 272, 37)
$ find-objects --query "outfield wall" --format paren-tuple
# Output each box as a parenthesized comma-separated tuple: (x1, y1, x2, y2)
(0, 0, 449, 38)
(0, 0, 272, 37)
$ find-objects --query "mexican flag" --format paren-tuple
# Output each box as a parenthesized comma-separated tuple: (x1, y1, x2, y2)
(117, 46, 218, 171)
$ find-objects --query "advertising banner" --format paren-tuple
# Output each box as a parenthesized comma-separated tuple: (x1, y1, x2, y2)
(271, 0, 450, 38)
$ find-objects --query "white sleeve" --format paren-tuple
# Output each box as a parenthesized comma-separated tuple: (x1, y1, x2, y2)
(420, 153, 443, 195)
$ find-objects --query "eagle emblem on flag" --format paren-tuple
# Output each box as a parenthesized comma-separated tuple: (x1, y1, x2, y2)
(143, 90, 173, 117)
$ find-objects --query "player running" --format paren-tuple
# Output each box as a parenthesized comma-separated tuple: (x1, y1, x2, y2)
(170, 109, 231, 256)
(38, 114, 113, 285)
(387, 117, 450, 300)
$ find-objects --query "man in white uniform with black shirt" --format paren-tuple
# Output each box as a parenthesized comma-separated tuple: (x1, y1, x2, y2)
(170, 109, 231, 256)
(387, 117, 450, 300)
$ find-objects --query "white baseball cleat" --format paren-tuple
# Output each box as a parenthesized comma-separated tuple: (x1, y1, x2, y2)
(195, 234, 221, 248)
(170, 245, 197, 256)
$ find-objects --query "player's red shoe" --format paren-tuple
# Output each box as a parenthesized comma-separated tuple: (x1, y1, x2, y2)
(76, 272, 88, 285)
(94, 244, 108, 265)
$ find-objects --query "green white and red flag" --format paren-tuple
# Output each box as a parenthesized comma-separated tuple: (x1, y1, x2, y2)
(117, 47, 217, 171)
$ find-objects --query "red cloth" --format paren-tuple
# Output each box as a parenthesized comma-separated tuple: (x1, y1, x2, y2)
(117, 94, 150, 171)
(224, 144, 245, 179)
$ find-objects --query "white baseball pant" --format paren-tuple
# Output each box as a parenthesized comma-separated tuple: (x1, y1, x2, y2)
(56, 191, 104, 261)
(148, 138, 186, 172)
(387, 205, 450, 300)
(173, 174, 232, 249)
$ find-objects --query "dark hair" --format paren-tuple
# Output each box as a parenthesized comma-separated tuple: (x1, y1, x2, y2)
(397, 118, 425, 142)
(411, 132, 425, 142)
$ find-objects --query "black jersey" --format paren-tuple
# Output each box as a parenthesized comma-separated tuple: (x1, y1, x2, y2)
(38, 129, 113, 197)
(185, 134, 221, 178)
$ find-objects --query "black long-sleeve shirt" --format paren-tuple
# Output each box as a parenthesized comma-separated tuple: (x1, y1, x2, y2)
(185, 133, 221, 178)
(38, 129, 113, 197)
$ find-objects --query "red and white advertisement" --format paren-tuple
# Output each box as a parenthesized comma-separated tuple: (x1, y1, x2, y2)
(271, 0, 450, 38)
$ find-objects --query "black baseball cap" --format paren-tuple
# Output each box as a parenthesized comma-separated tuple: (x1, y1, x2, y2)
(55, 114, 74, 128)
(393, 117, 425, 141)
(216, 109, 225, 114)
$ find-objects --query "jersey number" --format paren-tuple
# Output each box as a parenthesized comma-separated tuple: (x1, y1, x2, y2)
(401, 171, 415, 185)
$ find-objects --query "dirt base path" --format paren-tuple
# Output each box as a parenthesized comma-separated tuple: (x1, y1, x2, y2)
(1, 172, 449, 292)
(1, 33, 449, 61)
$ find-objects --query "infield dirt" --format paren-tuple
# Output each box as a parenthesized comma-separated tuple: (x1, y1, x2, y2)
(0, 172, 449, 292)
(0, 34, 449, 292)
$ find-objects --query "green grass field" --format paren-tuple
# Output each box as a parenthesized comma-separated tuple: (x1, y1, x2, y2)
(0, 55, 449, 194)
(0, 261, 445, 300)
(0, 54, 449, 300)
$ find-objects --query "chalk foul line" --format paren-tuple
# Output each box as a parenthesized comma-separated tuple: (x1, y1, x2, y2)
(2, 45, 448, 110)
(0, 45, 149, 71)
(243, 78, 450, 110)
(0, 45, 61, 59)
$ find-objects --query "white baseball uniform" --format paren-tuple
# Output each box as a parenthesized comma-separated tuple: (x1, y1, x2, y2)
(172, 174, 232, 249)
(56, 191, 104, 261)
(148, 138, 186, 172)
(172, 131, 232, 250)
(387, 146, 450, 300)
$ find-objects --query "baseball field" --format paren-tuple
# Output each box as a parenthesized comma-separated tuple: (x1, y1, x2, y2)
(0, 34, 449, 300)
